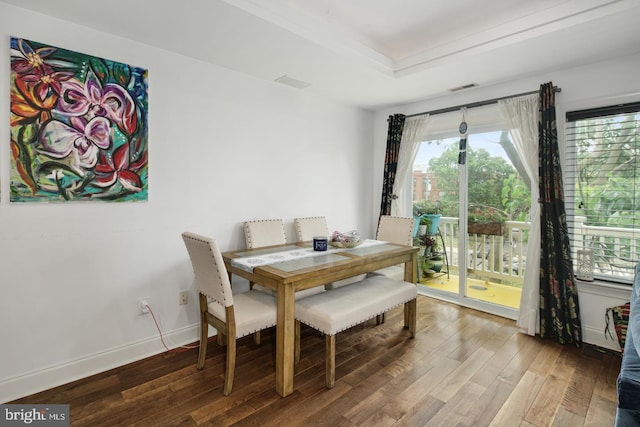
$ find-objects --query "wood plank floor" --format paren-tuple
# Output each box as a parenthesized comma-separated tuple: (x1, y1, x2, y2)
(11, 296, 621, 426)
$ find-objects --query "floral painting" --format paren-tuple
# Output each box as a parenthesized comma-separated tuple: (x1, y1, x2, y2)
(10, 37, 148, 202)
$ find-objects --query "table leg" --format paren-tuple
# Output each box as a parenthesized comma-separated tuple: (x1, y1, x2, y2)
(275, 282, 295, 397)
(404, 252, 418, 327)
(404, 252, 418, 283)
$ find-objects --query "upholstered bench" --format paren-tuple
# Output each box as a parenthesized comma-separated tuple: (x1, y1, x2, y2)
(294, 275, 418, 388)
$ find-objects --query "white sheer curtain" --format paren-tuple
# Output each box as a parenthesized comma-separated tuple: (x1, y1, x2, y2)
(391, 115, 430, 217)
(498, 94, 540, 336)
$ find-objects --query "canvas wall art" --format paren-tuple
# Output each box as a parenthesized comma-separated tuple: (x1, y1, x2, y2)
(10, 37, 148, 202)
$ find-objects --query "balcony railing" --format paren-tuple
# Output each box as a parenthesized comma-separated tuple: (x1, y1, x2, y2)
(433, 215, 637, 286)
(572, 215, 637, 281)
(436, 217, 528, 286)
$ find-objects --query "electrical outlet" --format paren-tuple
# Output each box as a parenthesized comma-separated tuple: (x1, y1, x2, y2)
(138, 298, 150, 315)
(179, 291, 188, 305)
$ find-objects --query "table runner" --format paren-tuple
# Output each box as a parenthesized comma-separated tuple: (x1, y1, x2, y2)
(231, 239, 386, 272)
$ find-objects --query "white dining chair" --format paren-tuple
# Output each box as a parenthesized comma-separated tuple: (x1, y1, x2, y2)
(294, 216, 366, 290)
(367, 215, 416, 324)
(369, 215, 416, 281)
(244, 219, 325, 299)
(182, 232, 277, 396)
(294, 216, 329, 241)
(244, 219, 287, 249)
(243, 219, 287, 295)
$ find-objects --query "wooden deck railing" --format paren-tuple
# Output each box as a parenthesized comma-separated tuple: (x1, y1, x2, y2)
(437, 217, 528, 286)
(435, 215, 638, 285)
(572, 215, 637, 280)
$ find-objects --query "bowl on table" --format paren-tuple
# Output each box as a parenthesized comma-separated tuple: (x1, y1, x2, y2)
(328, 230, 362, 248)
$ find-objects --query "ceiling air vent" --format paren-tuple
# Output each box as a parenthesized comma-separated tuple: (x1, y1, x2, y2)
(274, 75, 311, 89)
(448, 83, 479, 92)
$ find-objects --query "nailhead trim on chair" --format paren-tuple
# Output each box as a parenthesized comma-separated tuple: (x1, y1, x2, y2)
(244, 219, 286, 248)
(294, 216, 328, 242)
(376, 215, 415, 246)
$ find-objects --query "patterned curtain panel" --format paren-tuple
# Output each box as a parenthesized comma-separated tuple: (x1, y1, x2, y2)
(538, 82, 582, 346)
(379, 114, 405, 217)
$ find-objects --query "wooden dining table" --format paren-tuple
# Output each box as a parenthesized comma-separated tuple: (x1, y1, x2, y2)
(222, 240, 418, 397)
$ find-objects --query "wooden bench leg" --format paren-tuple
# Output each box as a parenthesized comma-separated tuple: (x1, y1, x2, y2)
(406, 299, 417, 338)
(404, 303, 408, 328)
(326, 335, 335, 388)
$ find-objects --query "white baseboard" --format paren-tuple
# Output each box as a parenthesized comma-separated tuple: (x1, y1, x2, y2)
(583, 323, 622, 352)
(0, 324, 202, 403)
(577, 279, 630, 353)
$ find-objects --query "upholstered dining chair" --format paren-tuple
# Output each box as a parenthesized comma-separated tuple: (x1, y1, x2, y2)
(244, 219, 287, 249)
(243, 219, 287, 294)
(369, 215, 416, 281)
(294, 216, 365, 290)
(294, 216, 329, 241)
(182, 232, 277, 396)
(244, 219, 324, 299)
(367, 215, 416, 324)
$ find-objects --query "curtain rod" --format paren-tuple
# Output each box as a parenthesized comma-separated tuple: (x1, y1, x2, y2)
(404, 86, 561, 119)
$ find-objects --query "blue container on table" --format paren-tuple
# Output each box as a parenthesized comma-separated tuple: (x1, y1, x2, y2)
(313, 236, 328, 251)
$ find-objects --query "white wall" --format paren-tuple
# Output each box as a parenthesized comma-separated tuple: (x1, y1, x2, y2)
(373, 52, 640, 352)
(3, 2, 637, 403)
(0, 3, 373, 402)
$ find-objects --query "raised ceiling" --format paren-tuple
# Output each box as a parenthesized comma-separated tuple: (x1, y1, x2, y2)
(3, 0, 640, 110)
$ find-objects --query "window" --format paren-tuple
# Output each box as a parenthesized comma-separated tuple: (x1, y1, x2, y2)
(566, 102, 640, 284)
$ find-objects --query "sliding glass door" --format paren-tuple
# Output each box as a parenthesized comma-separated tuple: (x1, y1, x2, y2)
(412, 128, 529, 319)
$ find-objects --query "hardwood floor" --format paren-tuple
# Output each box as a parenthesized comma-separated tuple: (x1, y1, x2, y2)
(11, 296, 621, 426)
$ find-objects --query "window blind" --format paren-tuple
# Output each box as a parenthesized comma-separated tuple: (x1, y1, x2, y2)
(565, 102, 640, 284)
